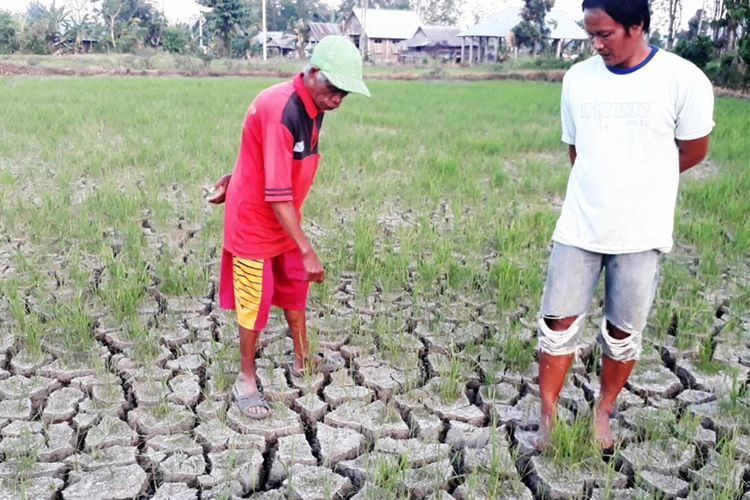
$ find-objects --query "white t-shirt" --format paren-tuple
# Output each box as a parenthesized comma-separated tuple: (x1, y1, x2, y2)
(554, 48, 714, 253)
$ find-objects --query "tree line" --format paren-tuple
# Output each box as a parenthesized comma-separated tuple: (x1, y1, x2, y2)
(0, 0, 462, 58)
(663, 0, 750, 89)
(508, 0, 749, 89)
(0, 0, 747, 88)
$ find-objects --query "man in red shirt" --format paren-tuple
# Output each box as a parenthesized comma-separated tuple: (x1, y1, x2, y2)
(208, 36, 370, 418)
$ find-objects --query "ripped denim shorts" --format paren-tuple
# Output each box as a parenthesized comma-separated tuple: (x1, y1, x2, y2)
(537, 242, 660, 361)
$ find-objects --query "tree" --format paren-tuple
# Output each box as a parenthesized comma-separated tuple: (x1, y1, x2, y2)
(649, 29, 665, 48)
(652, 0, 682, 49)
(0, 11, 20, 53)
(91, 0, 163, 51)
(257, 0, 330, 34)
(60, 0, 103, 53)
(412, 0, 464, 25)
(740, 30, 750, 63)
(724, 0, 749, 53)
(685, 8, 707, 39)
(162, 24, 190, 53)
(704, 0, 750, 88)
(20, 1, 72, 53)
(26, 1, 70, 46)
(197, 0, 248, 56)
(512, 0, 554, 55)
(95, 0, 125, 49)
(336, 0, 411, 20)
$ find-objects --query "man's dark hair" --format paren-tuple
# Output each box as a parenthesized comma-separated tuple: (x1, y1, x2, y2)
(581, 0, 651, 33)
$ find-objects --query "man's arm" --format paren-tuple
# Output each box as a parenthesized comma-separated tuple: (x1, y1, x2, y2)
(676, 135, 710, 173)
(271, 202, 325, 283)
(568, 145, 577, 167)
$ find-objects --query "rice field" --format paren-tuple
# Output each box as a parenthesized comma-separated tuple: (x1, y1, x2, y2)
(0, 74, 748, 498)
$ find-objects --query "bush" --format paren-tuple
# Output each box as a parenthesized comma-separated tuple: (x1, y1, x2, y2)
(534, 57, 574, 70)
(117, 27, 147, 53)
(230, 34, 252, 58)
(704, 53, 749, 89)
(513, 56, 574, 70)
(0, 11, 19, 54)
(675, 35, 714, 69)
(173, 54, 203, 74)
(162, 26, 189, 54)
(20, 32, 48, 55)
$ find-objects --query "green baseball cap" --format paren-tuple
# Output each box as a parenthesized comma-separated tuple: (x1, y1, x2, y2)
(310, 36, 371, 97)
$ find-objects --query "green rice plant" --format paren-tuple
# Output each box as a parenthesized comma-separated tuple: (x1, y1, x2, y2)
(379, 400, 405, 425)
(2, 278, 26, 327)
(482, 326, 535, 375)
(306, 325, 322, 364)
(321, 477, 335, 500)
(207, 338, 239, 394)
(1, 279, 45, 356)
(352, 216, 378, 294)
(637, 407, 680, 442)
(151, 379, 173, 418)
(674, 411, 703, 443)
(2, 434, 41, 498)
(125, 320, 162, 366)
(501, 331, 536, 373)
(595, 451, 626, 500)
(370, 453, 410, 497)
(468, 425, 524, 496)
(718, 374, 748, 417)
(97, 259, 152, 323)
(437, 353, 465, 403)
(703, 435, 745, 499)
(50, 298, 97, 364)
(695, 344, 730, 375)
(543, 415, 600, 469)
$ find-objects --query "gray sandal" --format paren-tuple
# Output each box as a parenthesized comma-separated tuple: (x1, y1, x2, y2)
(232, 384, 271, 420)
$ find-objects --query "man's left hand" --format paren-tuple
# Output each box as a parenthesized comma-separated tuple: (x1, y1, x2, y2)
(206, 174, 232, 204)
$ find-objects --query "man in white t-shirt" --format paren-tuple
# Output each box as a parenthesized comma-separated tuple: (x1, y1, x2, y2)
(536, 0, 714, 450)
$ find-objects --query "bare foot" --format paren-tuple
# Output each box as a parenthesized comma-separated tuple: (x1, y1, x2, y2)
(534, 411, 554, 451)
(594, 408, 614, 449)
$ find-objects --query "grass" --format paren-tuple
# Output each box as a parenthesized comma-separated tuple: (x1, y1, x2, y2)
(0, 73, 748, 495)
(0, 52, 571, 79)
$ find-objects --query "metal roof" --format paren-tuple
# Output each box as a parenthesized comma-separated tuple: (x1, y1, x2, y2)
(255, 31, 297, 50)
(457, 7, 587, 40)
(350, 8, 422, 40)
(398, 25, 464, 49)
(307, 22, 341, 42)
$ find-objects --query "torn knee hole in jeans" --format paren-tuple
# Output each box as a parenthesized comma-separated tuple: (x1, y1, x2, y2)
(600, 318, 642, 360)
(543, 315, 580, 332)
(538, 314, 585, 352)
(603, 320, 635, 340)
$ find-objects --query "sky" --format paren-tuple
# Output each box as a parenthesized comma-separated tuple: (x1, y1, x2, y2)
(0, 0, 705, 29)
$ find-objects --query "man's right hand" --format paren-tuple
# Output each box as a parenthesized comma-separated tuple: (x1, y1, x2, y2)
(302, 248, 325, 283)
(206, 174, 231, 204)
